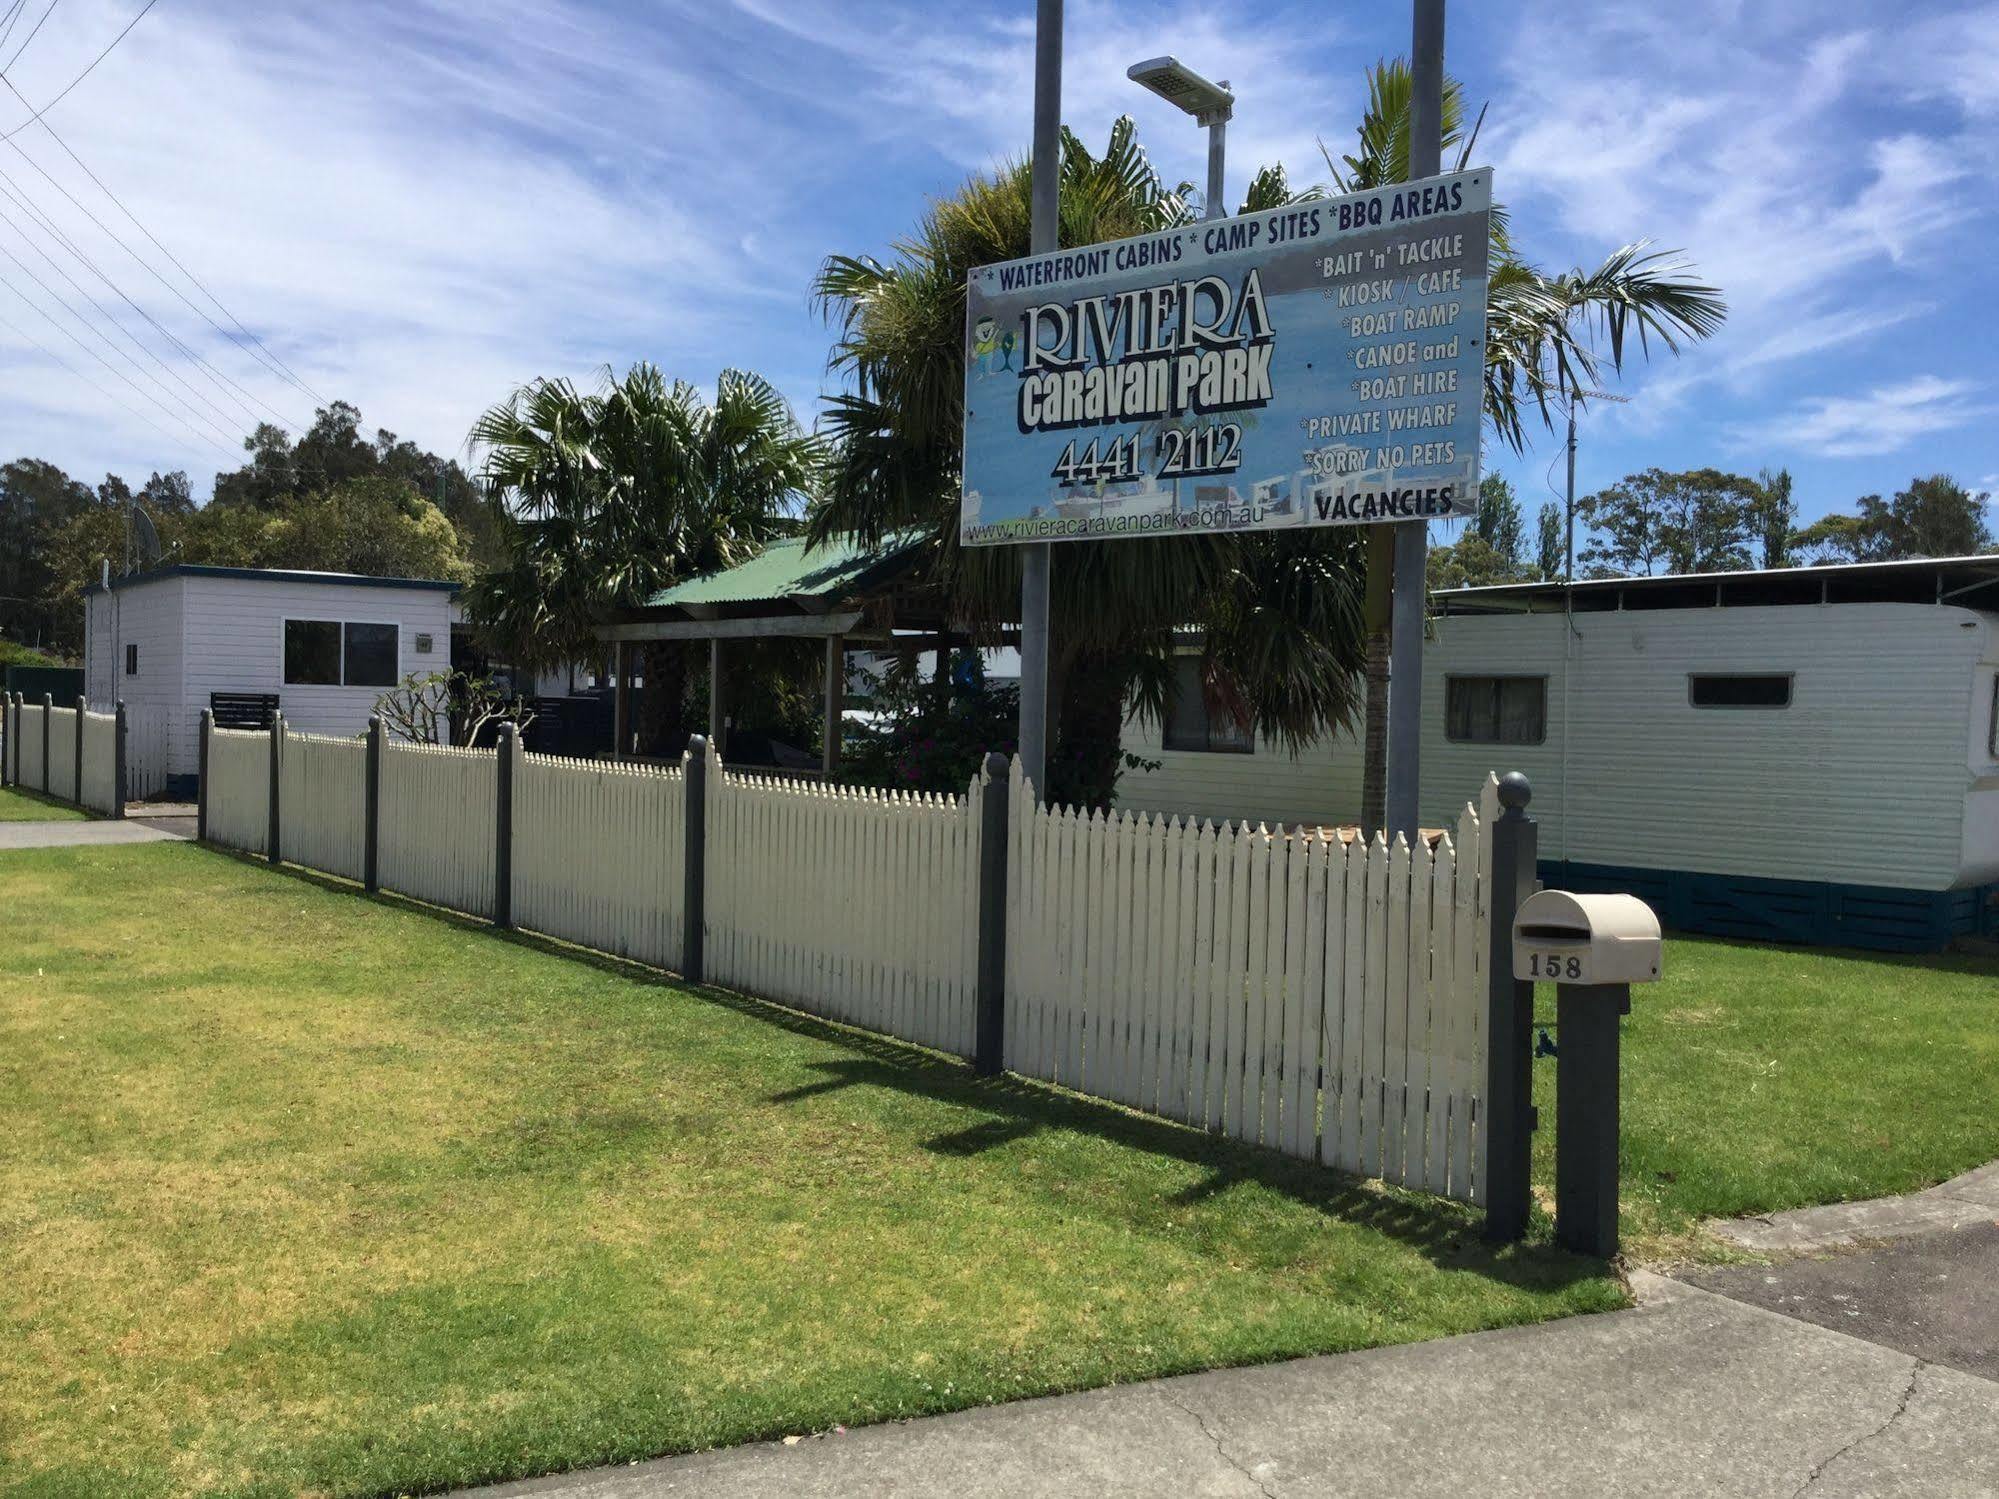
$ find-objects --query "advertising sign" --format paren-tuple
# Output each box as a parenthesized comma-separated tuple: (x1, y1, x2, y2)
(960, 169, 1491, 545)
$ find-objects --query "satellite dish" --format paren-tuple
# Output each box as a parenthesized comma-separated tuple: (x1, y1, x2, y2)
(131, 505, 162, 570)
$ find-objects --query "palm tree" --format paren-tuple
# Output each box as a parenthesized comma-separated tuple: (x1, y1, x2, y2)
(1324, 60, 1725, 828)
(816, 73, 1724, 814)
(466, 363, 820, 747)
(814, 121, 1363, 806)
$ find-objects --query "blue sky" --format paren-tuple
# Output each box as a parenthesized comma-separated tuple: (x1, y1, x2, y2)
(1, 0, 1994, 533)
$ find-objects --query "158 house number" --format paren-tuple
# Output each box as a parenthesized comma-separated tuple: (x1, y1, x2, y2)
(1524, 951, 1585, 981)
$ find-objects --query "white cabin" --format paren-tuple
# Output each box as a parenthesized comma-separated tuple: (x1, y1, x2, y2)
(1117, 557, 1999, 950)
(82, 565, 460, 796)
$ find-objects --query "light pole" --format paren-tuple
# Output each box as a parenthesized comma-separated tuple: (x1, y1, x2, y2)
(1017, 0, 1062, 799)
(1126, 56, 1234, 221)
(1563, 389, 1631, 583)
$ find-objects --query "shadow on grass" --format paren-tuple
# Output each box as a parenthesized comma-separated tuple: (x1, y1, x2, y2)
(208, 845, 1601, 1293)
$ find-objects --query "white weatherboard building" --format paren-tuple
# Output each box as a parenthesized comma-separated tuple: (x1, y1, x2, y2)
(1117, 557, 1999, 951)
(82, 565, 460, 796)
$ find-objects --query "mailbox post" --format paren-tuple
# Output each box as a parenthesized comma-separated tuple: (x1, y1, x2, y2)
(1512, 890, 1662, 1258)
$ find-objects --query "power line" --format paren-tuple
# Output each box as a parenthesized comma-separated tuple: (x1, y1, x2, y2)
(0, 295, 202, 456)
(0, 1, 30, 57)
(0, 73, 325, 405)
(0, 188, 263, 442)
(0, 0, 58, 76)
(2, 0, 159, 140)
(0, 112, 324, 414)
(0, 265, 237, 460)
(0, 156, 304, 431)
(0, 231, 239, 451)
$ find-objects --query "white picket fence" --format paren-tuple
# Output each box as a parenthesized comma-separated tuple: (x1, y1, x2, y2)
(704, 747, 983, 1059)
(14, 701, 46, 788)
(122, 705, 171, 800)
(1007, 765, 1494, 1202)
(196, 728, 1506, 1207)
(379, 740, 496, 915)
(44, 706, 78, 802)
(515, 750, 685, 970)
(79, 709, 120, 815)
(206, 727, 270, 856)
(281, 732, 368, 883)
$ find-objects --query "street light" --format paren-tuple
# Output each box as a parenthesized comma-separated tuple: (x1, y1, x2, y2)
(1126, 56, 1233, 221)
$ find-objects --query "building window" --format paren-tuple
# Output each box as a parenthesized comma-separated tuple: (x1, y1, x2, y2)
(124, 643, 138, 676)
(342, 622, 399, 687)
(1445, 675, 1546, 744)
(284, 619, 399, 687)
(1162, 656, 1253, 753)
(1688, 674, 1791, 709)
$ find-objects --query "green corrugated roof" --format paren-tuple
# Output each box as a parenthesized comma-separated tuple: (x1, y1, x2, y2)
(644, 529, 930, 609)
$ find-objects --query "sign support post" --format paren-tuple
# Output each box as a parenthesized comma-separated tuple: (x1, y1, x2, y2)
(1385, 0, 1447, 843)
(1017, 0, 1062, 799)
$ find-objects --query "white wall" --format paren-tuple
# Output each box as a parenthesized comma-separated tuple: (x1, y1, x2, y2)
(179, 577, 455, 771)
(1119, 602, 1995, 892)
(85, 577, 187, 773)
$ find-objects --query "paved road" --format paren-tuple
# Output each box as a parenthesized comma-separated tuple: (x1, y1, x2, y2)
(1686, 1221, 1999, 1382)
(0, 819, 185, 850)
(467, 1276, 1997, 1498)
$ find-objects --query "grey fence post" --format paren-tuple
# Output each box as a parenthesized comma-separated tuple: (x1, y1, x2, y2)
(493, 722, 516, 929)
(682, 733, 707, 982)
(267, 710, 284, 866)
(974, 751, 1009, 1076)
(1483, 771, 1538, 1243)
(197, 708, 212, 841)
(363, 715, 382, 892)
(73, 694, 85, 808)
(3, 692, 13, 786)
(40, 692, 52, 794)
(113, 700, 127, 819)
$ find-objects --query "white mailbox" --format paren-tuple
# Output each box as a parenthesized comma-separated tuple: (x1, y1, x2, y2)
(1512, 890, 1662, 986)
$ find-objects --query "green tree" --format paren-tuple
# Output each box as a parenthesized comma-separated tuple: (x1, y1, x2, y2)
(813, 118, 1367, 808)
(0, 458, 92, 647)
(1323, 60, 1724, 824)
(1750, 467, 1796, 568)
(466, 363, 820, 751)
(1792, 477, 1994, 564)
(210, 402, 501, 568)
(1536, 500, 1564, 579)
(1471, 475, 1525, 564)
(267, 477, 469, 581)
(1577, 467, 1762, 576)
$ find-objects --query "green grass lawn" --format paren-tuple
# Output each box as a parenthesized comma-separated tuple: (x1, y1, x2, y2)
(0, 786, 88, 822)
(0, 844, 1618, 1499)
(1533, 935, 1999, 1259)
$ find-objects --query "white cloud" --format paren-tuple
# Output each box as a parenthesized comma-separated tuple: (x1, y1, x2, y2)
(1484, 0, 1995, 414)
(1729, 375, 1989, 459)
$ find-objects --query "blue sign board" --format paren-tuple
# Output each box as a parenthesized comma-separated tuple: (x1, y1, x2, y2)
(960, 169, 1491, 545)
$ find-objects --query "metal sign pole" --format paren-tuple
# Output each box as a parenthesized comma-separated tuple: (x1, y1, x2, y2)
(1017, 0, 1062, 799)
(1385, 0, 1446, 843)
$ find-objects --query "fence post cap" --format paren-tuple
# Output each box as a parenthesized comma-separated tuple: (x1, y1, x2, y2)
(1497, 771, 1532, 812)
(686, 732, 708, 756)
(982, 750, 1008, 780)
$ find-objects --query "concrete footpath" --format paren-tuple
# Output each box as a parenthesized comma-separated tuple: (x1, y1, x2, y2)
(471, 1275, 1998, 1499)
(0, 819, 185, 850)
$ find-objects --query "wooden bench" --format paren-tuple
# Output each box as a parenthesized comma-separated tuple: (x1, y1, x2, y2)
(209, 692, 279, 731)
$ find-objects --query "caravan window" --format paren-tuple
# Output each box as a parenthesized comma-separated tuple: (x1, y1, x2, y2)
(285, 619, 400, 687)
(1689, 674, 1791, 709)
(1163, 656, 1253, 753)
(1988, 674, 1998, 760)
(1444, 675, 1545, 745)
